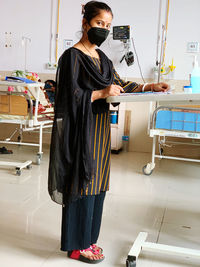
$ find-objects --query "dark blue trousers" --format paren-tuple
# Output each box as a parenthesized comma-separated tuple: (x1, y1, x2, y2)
(61, 191, 106, 251)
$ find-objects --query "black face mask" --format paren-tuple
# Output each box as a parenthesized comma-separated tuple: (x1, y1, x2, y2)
(87, 27, 109, 47)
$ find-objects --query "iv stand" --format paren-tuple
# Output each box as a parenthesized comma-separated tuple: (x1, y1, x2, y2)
(157, 25, 166, 83)
(150, 25, 166, 135)
(22, 36, 31, 72)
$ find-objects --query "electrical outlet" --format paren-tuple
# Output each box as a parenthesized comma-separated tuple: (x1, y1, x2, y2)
(63, 39, 73, 50)
(46, 62, 57, 70)
(5, 32, 12, 48)
(187, 42, 199, 53)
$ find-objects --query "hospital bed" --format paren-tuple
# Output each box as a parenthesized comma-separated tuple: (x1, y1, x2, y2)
(0, 81, 53, 174)
(107, 91, 200, 267)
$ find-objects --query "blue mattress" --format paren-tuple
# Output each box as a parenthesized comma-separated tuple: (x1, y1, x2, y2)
(155, 110, 200, 132)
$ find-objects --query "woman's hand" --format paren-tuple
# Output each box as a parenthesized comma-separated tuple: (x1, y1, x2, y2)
(91, 84, 124, 102)
(153, 82, 170, 92)
(103, 84, 124, 98)
(91, 85, 124, 102)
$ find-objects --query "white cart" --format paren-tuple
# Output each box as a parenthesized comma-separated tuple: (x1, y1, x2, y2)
(107, 91, 200, 267)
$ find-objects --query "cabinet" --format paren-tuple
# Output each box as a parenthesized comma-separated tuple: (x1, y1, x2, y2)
(110, 102, 126, 152)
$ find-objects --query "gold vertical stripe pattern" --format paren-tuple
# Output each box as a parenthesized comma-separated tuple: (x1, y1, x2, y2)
(98, 113, 106, 192)
(95, 113, 103, 194)
(81, 55, 112, 196)
(95, 58, 102, 72)
(93, 114, 98, 160)
(113, 72, 123, 87)
(102, 112, 110, 156)
(103, 154, 111, 191)
(91, 114, 98, 195)
(101, 139, 110, 186)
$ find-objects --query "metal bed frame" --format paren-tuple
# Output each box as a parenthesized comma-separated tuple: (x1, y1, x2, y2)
(143, 105, 200, 176)
(107, 91, 200, 267)
(0, 81, 53, 175)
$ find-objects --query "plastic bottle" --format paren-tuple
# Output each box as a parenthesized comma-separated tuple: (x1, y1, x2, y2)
(122, 135, 129, 152)
(183, 85, 192, 94)
(152, 66, 159, 82)
(110, 111, 118, 124)
(190, 55, 200, 93)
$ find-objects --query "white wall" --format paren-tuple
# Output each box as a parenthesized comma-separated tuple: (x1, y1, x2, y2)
(0, 0, 200, 80)
(165, 0, 200, 80)
(0, 0, 52, 72)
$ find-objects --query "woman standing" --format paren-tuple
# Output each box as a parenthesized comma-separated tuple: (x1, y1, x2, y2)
(48, 1, 169, 264)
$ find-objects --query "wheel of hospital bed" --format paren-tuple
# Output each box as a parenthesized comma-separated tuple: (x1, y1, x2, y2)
(126, 258, 136, 267)
(142, 164, 153, 176)
(159, 147, 164, 156)
(16, 168, 21, 176)
(17, 135, 22, 142)
(36, 156, 40, 165)
(15, 163, 32, 175)
(26, 164, 32, 169)
(36, 153, 42, 165)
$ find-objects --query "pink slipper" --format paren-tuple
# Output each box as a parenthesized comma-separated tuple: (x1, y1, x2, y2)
(68, 247, 104, 264)
(91, 244, 103, 254)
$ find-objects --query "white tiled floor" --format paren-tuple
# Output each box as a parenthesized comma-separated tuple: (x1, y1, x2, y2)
(0, 145, 200, 267)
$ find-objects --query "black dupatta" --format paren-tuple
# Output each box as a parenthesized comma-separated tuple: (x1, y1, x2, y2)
(48, 47, 114, 204)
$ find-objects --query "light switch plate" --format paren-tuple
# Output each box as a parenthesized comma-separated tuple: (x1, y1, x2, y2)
(187, 42, 199, 53)
(63, 39, 73, 50)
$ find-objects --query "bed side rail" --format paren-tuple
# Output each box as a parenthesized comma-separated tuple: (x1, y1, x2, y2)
(151, 106, 200, 130)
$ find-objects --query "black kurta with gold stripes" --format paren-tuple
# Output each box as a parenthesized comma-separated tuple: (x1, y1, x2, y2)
(82, 56, 139, 196)
(48, 47, 139, 204)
